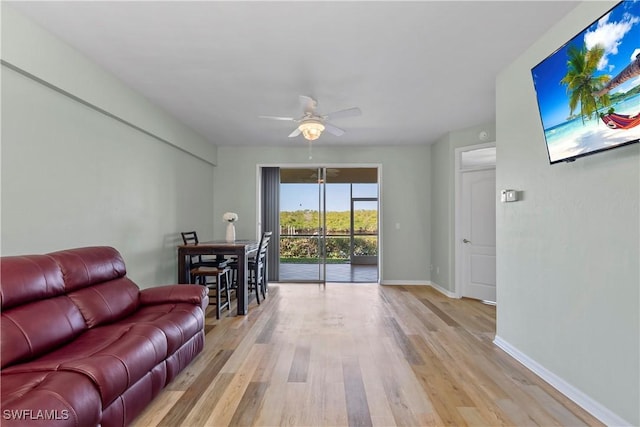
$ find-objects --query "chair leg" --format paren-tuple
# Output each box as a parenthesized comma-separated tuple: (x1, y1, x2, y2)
(218, 270, 232, 319)
(260, 266, 267, 300)
(252, 268, 260, 305)
(262, 269, 268, 298)
(215, 274, 221, 320)
(260, 278, 266, 300)
(223, 270, 230, 311)
(232, 267, 238, 291)
(231, 267, 238, 299)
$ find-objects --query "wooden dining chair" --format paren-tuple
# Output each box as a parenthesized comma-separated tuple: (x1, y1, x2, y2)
(189, 265, 232, 319)
(181, 231, 227, 266)
(227, 231, 272, 304)
(181, 231, 231, 318)
(248, 231, 272, 304)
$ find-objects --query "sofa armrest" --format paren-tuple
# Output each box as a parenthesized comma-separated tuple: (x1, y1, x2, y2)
(140, 285, 209, 312)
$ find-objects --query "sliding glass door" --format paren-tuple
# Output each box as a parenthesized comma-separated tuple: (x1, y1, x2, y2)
(277, 167, 379, 283)
(279, 167, 327, 283)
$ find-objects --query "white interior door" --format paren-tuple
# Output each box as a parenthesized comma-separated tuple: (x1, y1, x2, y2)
(461, 168, 496, 302)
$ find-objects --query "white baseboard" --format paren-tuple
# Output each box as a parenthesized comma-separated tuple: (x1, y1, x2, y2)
(380, 280, 430, 286)
(428, 281, 460, 298)
(493, 336, 632, 427)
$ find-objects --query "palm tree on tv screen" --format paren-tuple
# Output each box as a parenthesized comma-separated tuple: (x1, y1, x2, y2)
(561, 44, 611, 125)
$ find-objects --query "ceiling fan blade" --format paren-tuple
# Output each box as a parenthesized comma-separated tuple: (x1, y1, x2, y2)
(259, 115, 296, 121)
(299, 95, 317, 114)
(324, 123, 345, 136)
(325, 107, 362, 121)
(288, 128, 302, 138)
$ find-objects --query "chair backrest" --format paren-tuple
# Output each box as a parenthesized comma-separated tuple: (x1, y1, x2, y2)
(253, 232, 272, 284)
(181, 231, 199, 245)
(257, 231, 272, 263)
(259, 231, 272, 251)
(181, 231, 207, 265)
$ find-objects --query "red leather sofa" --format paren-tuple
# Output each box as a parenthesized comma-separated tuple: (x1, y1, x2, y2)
(1, 246, 209, 427)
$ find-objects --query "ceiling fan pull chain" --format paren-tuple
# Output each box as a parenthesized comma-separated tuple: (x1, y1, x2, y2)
(308, 140, 313, 160)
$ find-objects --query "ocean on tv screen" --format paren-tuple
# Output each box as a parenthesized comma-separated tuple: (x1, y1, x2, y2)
(532, 0, 640, 163)
(544, 94, 640, 163)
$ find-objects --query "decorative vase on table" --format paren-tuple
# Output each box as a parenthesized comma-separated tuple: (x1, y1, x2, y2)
(223, 212, 238, 242)
(225, 222, 236, 242)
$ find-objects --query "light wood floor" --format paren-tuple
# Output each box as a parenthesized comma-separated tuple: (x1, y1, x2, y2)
(131, 284, 603, 427)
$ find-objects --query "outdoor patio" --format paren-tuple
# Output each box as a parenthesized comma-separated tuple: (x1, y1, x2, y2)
(278, 262, 378, 283)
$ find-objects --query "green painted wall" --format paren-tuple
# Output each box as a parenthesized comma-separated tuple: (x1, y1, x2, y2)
(1, 5, 216, 286)
(496, 1, 639, 424)
(212, 145, 432, 283)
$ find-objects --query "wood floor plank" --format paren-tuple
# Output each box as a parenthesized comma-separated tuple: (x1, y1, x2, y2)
(204, 344, 267, 426)
(278, 383, 308, 426)
(287, 344, 311, 382)
(129, 391, 183, 427)
(228, 381, 268, 427)
(342, 356, 373, 427)
(130, 284, 605, 427)
(154, 349, 234, 426)
(254, 311, 278, 344)
(458, 406, 494, 426)
(323, 380, 350, 427)
(179, 372, 235, 427)
(373, 336, 437, 426)
(251, 381, 287, 427)
(384, 316, 425, 365)
(358, 340, 398, 427)
(525, 384, 590, 427)
(419, 297, 460, 327)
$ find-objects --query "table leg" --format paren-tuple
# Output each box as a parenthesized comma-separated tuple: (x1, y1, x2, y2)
(236, 252, 248, 315)
(178, 251, 186, 284)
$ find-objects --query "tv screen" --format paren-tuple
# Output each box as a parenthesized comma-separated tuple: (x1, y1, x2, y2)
(531, 0, 640, 164)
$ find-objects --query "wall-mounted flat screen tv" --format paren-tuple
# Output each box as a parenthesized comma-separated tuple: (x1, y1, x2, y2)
(531, 0, 640, 164)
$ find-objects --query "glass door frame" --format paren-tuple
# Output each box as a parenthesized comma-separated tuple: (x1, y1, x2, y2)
(350, 197, 378, 265)
(317, 167, 327, 284)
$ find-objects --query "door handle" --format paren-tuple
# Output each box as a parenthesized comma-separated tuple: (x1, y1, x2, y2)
(463, 238, 471, 244)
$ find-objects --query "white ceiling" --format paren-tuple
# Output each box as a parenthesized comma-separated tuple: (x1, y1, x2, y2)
(10, 1, 579, 147)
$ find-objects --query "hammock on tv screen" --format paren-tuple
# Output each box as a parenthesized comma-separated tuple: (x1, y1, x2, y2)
(600, 112, 640, 130)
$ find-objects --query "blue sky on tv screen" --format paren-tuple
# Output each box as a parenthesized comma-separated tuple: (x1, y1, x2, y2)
(532, 0, 640, 129)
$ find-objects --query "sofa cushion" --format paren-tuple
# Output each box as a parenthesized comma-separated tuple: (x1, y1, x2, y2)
(140, 284, 209, 312)
(48, 246, 127, 291)
(67, 277, 140, 328)
(1, 370, 102, 427)
(0, 254, 66, 310)
(49, 247, 141, 327)
(3, 323, 168, 406)
(100, 363, 167, 427)
(1, 254, 89, 369)
(125, 303, 204, 354)
(1, 296, 86, 369)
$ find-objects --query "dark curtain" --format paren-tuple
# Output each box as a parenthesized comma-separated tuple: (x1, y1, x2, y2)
(261, 167, 280, 281)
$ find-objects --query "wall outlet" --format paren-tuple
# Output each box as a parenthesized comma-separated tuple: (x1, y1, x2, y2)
(436, 266, 440, 275)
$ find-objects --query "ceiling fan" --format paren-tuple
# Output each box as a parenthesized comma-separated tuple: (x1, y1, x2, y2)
(259, 95, 361, 141)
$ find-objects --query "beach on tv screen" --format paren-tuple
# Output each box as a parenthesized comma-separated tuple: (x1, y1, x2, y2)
(532, 0, 640, 163)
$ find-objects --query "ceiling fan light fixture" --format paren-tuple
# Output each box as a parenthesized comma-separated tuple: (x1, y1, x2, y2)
(298, 120, 325, 141)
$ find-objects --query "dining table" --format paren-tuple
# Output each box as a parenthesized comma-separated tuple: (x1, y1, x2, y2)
(177, 239, 259, 315)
